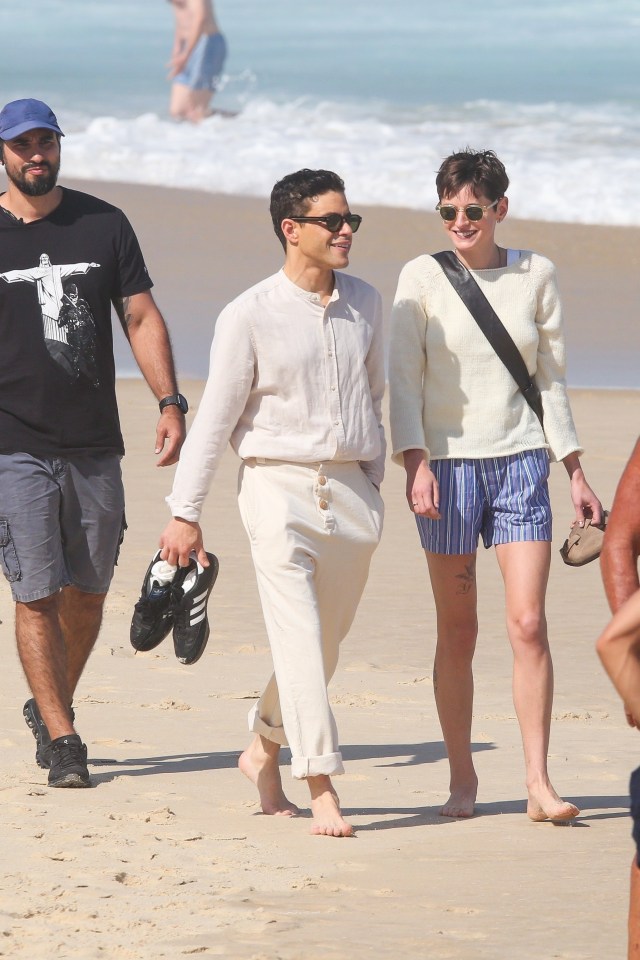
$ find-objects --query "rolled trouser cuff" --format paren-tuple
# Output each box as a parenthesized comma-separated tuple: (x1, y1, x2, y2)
(248, 702, 288, 746)
(291, 752, 344, 780)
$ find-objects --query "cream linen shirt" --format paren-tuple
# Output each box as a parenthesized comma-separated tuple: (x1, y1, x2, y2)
(167, 269, 386, 522)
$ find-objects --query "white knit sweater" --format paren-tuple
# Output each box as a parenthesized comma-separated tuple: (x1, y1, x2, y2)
(388, 250, 581, 465)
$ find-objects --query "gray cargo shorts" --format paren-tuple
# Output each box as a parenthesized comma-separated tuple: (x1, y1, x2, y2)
(0, 452, 126, 603)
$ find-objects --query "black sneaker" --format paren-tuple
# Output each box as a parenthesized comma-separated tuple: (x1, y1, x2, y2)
(48, 734, 91, 788)
(172, 553, 219, 665)
(23, 698, 75, 769)
(130, 551, 193, 652)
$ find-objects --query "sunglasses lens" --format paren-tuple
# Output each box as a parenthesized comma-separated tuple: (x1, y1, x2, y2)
(322, 214, 362, 232)
(438, 206, 456, 221)
(323, 214, 343, 231)
(465, 206, 484, 221)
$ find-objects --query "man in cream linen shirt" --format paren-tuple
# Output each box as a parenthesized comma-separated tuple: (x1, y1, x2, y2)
(160, 169, 385, 838)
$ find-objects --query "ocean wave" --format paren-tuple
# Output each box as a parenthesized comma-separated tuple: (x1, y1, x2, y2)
(58, 97, 640, 226)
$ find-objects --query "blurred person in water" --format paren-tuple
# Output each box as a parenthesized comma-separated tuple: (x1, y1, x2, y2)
(167, 0, 227, 122)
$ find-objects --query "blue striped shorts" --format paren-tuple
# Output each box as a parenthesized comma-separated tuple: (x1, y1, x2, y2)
(416, 449, 552, 555)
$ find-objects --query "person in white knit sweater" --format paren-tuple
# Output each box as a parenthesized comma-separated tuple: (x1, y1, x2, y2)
(388, 148, 602, 821)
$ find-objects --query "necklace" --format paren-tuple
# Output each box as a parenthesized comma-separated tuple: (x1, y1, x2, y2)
(454, 246, 506, 270)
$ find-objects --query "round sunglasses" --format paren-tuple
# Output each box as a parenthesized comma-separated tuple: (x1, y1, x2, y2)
(289, 212, 363, 233)
(436, 198, 501, 222)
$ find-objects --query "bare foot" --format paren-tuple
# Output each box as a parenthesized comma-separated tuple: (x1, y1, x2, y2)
(440, 776, 478, 818)
(238, 734, 299, 817)
(308, 775, 354, 837)
(527, 781, 579, 822)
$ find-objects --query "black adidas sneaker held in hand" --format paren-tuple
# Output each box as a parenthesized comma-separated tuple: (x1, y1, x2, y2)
(172, 553, 219, 664)
(131, 550, 219, 663)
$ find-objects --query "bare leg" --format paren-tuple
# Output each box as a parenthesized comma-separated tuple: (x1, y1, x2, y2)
(496, 541, 579, 821)
(238, 734, 299, 816)
(308, 775, 354, 837)
(186, 89, 214, 123)
(169, 84, 216, 123)
(169, 82, 194, 121)
(426, 552, 479, 818)
(16, 594, 73, 741)
(16, 586, 105, 741)
(58, 586, 105, 695)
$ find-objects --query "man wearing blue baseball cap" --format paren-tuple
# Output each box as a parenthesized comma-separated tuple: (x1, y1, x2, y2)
(0, 98, 188, 788)
(0, 98, 64, 141)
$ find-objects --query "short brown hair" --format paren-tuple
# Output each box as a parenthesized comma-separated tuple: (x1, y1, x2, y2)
(436, 148, 509, 202)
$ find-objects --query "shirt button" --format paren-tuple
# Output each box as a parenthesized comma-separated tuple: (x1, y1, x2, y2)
(318, 475, 327, 485)
(319, 499, 328, 510)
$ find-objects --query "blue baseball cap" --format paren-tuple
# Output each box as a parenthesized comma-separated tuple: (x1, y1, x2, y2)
(0, 98, 64, 140)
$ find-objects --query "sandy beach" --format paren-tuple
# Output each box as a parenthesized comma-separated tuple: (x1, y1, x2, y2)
(0, 178, 639, 959)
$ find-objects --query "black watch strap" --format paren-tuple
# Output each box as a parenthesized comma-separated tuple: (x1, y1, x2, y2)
(159, 393, 188, 414)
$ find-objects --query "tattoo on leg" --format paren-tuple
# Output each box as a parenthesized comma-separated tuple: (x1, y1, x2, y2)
(454, 561, 476, 595)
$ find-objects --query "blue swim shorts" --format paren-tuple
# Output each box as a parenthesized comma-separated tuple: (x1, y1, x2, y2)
(631, 767, 640, 868)
(0, 452, 126, 602)
(416, 449, 552, 555)
(174, 33, 227, 91)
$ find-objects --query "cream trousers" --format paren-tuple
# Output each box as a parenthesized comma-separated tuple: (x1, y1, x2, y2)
(237, 459, 384, 779)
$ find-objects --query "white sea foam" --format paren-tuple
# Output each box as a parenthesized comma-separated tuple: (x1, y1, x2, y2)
(57, 97, 640, 227)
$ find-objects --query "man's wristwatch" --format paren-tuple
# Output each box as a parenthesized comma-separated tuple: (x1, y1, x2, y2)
(159, 393, 189, 414)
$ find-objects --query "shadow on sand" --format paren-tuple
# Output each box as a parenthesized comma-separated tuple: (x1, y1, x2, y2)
(85, 741, 629, 830)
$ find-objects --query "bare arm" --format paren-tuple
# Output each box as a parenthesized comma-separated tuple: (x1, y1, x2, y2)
(596, 589, 640, 729)
(562, 450, 604, 527)
(598, 439, 640, 728)
(403, 449, 441, 518)
(600, 439, 640, 612)
(113, 291, 186, 466)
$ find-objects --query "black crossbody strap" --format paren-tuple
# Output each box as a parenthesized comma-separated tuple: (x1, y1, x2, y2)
(432, 250, 543, 425)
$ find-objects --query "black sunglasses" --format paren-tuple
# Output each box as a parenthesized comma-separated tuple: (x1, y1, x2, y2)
(436, 199, 501, 222)
(289, 212, 362, 233)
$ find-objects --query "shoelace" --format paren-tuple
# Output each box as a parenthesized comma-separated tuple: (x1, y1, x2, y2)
(51, 739, 87, 768)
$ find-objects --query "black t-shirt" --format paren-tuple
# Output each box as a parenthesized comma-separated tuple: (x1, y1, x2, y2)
(0, 187, 153, 455)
